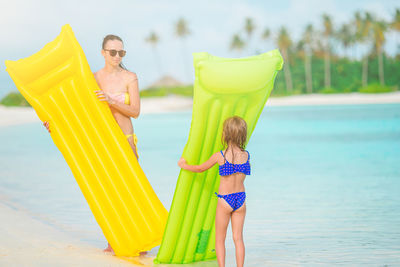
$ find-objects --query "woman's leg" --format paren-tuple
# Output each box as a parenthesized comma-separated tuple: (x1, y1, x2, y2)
(104, 136, 136, 253)
(215, 198, 232, 267)
(103, 243, 114, 253)
(127, 136, 138, 159)
(231, 203, 246, 267)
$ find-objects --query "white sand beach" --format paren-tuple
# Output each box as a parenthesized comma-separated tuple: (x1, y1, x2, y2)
(267, 91, 400, 106)
(1, 92, 400, 127)
(0, 200, 148, 267)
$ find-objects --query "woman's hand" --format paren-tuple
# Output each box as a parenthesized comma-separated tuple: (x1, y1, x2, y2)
(95, 90, 115, 105)
(43, 121, 50, 133)
(178, 157, 187, 169)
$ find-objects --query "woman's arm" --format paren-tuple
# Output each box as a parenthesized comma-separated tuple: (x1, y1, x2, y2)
(178, 152, 219, 173)
(43, 121, 51, 133)
(96, 72, 140, 118)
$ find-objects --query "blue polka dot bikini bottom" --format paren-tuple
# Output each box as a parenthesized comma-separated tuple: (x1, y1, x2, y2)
(215, 192, 246, 211)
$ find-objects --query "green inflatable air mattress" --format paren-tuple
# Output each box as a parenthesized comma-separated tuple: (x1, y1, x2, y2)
(155, 50, 283, 264)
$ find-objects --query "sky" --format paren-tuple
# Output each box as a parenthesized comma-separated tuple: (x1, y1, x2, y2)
(0, 0, 399, 97)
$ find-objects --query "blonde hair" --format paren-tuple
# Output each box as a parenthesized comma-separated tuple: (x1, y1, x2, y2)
(221, 116, 247, 150)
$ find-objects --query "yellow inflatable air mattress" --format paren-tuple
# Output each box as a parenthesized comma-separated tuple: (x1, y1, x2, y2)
(5, 24, 168, 256)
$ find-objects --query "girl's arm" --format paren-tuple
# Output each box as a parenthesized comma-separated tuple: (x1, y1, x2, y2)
(178, 152, 220, 173)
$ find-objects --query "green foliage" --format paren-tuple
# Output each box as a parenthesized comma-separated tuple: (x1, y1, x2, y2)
(320, 87, 338, 94)
(0, 91, 30, 107)
(169, 86, 194, 97)
(343, 80, 362, 93)
(273, 54, 400, 94)
(139, 87, 168, 97)
(358, 83, 396, 93)
(139, 86, 193, 98)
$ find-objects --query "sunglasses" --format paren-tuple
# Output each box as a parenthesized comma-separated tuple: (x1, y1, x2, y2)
(104, 49, 126, 57)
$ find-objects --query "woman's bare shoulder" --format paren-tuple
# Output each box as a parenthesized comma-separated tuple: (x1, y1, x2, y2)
(93, 69, 103, 80)
(123, 70, 138, 83)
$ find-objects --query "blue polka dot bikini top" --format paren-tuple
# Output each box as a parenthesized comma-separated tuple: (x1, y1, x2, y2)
(219, 150, 251, 176)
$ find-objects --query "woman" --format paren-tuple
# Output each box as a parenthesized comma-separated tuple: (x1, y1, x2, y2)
(44, 34, 140, 252)
(94, 34, 140, 159)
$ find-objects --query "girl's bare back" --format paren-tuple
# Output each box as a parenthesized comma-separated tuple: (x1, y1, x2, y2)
(217, 148, 249, 194)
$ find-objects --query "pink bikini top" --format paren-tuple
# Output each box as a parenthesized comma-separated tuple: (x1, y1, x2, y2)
(109, 92, 130, 105)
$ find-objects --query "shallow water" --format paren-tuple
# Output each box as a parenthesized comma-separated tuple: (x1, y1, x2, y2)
(1, 104, 400, 266)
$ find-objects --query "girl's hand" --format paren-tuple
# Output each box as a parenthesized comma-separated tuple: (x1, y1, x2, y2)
(43, 121, 51, 133)
(95, 90, 115, 105)
(178, 157, 187, 168)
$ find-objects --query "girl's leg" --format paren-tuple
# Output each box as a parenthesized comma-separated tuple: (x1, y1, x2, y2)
(215, 198, 232, 267)
(231, 203, 246, 267)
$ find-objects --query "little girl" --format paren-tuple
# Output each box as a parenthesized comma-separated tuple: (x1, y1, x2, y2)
(178, 116, 250, 267)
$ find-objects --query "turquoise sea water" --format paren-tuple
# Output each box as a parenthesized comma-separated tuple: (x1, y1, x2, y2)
(1, 104, 400, 266)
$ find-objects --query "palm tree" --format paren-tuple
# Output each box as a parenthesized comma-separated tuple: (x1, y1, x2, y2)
(391, 9, 400, 54)
(322, 14, 333, 89)
(261, 28, 271, 51)
(175, 18, 191, 81)
(337, 23, 353, 58)
(302, 24, 314, 93)
(244, 17, 256, 55)
(361, 12, 373, 87)
(354, 11, 373, 87)
(372, 19, 388, 85)
(230, 34, 245, 55)
(353, 11, 363, 58)
(145, 31, 162, 77)
(296, 40, 307, 93)
(276, 26, 293, 92)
